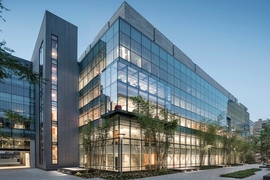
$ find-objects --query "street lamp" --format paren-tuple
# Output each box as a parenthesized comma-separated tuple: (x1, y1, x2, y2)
(119, 133, 125, 179)
(233, 146, 236, 164)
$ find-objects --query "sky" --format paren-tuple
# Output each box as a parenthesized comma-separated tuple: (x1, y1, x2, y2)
(1, 0, 269, 122)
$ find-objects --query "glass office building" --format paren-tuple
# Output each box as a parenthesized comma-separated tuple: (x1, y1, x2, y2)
(0, 57, 35, 166)
(0, 2, 250, 170)
(78, 2, 249, 170)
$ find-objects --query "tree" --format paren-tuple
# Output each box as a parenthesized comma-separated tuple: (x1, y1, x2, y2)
(236, 137, 256, 164)
(196, 119, 221, 166)
(91, 116, 116, 172)
(221, 131, 237, 165)
(131, 96, 177, 171)
(80, 115, 116, 173)
(0, 0, 47, 84)
(3, 109, 33, 126)
(81, 119, 95, 173)
(254, 122, 270, 164)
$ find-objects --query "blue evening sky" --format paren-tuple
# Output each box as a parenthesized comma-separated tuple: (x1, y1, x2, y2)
(1, 0, 269, 122)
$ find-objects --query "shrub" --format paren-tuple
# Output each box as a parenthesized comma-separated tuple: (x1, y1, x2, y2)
(220, 168, 261, 179)
(74, 168, 175, 179)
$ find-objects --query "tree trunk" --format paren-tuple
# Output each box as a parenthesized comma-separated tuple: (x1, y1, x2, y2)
(208, 148, 211, 166)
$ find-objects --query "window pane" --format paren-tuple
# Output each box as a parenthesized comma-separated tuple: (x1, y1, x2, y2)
(131, 40, 141, 55)
(120, 19, 130, 36)
(151, 42, 159, 55)
(130, 52, 141, 68)
(52, 64, 57, 74)
(142, 47, 151, 60)
(52, 145, 58, 164)
(127, 66, 138, 87)
(139, 72, 148, 91)
(52, 125, 57, 142)
(120, 45, 130, 61)
(118, 62, 127, 83)
(52, 106, 57, 121)
(142, 35, 151, 50)
(52, 49, 57, 60)
(141, 58, 151, 73)
(52, 74, 57, 85)
(52, 89, 57, 101)
(131, 27, 141, 43)
(120, 32, 130, 49)
(149, 77, 157, 95)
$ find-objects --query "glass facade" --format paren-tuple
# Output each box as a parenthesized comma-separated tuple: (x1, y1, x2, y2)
(1, 4, 250, 169)
(0, 59, 35, 165)
(78, 17, 250, 170)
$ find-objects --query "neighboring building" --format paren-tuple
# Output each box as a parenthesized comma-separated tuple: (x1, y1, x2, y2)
(227, 101, 250, 137)
(253, 119, 270, 137)
(249, 120, 255, 136)
(0, 57, 35, 166)
(253, 119, 269, 163)
(0, 2, 250, 170)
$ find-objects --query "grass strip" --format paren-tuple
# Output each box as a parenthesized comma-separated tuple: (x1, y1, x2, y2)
(220, 168, 261, 179)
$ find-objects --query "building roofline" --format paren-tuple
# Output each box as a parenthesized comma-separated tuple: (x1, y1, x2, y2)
(78, 2, 240, 103)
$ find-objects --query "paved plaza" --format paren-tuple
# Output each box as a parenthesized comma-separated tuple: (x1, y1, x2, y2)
(0, 164, 269, 180)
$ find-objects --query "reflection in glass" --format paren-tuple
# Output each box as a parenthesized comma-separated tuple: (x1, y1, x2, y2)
(52, 145, 58, 164)
(52, 49, 57, 60)
(127, 67, 138, 87)
(118, 63, 127, 83)
(149, 77, 157, 95)
(52, 125, 57, 142)
(52, 106, 57, 121)
(52, 74, 57, 85)
(120, 46, 130, 61)
(131, 52, 141, 67)
(139, 72, 148, 91)
(52, 90, 57, 101)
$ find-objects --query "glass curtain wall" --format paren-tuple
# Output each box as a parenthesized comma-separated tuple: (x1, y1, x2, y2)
(79, 17, 246, 169)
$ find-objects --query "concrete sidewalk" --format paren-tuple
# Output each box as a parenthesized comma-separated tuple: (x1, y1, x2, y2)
(0, 164, 269, 180)
(133, 164, 269, 180)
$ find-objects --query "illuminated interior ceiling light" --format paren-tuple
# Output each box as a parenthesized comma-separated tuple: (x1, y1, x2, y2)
(52, 94, 56, 97)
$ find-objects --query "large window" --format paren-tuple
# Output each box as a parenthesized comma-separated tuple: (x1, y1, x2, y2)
(51, 35, 58, 165)
(39, 42, 44, 164)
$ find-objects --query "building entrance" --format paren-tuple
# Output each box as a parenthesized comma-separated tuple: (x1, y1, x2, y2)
(0, 151, 30, 167)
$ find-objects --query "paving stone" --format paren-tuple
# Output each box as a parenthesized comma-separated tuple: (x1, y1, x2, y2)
(0, 164, 269, 180)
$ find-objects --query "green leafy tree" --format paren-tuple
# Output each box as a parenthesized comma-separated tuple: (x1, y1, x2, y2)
(221, 131, 237, 164)
(81, 119, 95, 173)
(81, 116, 116, 174)
(236, 137, 256, 164)
(3, 109, 33, 127)
(254, 122, 270, 164)
(131, 96, 177, 171)
(0, 1, 47, 84)
(196, 119, 221, 166)
(93, 116, 116, 172)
